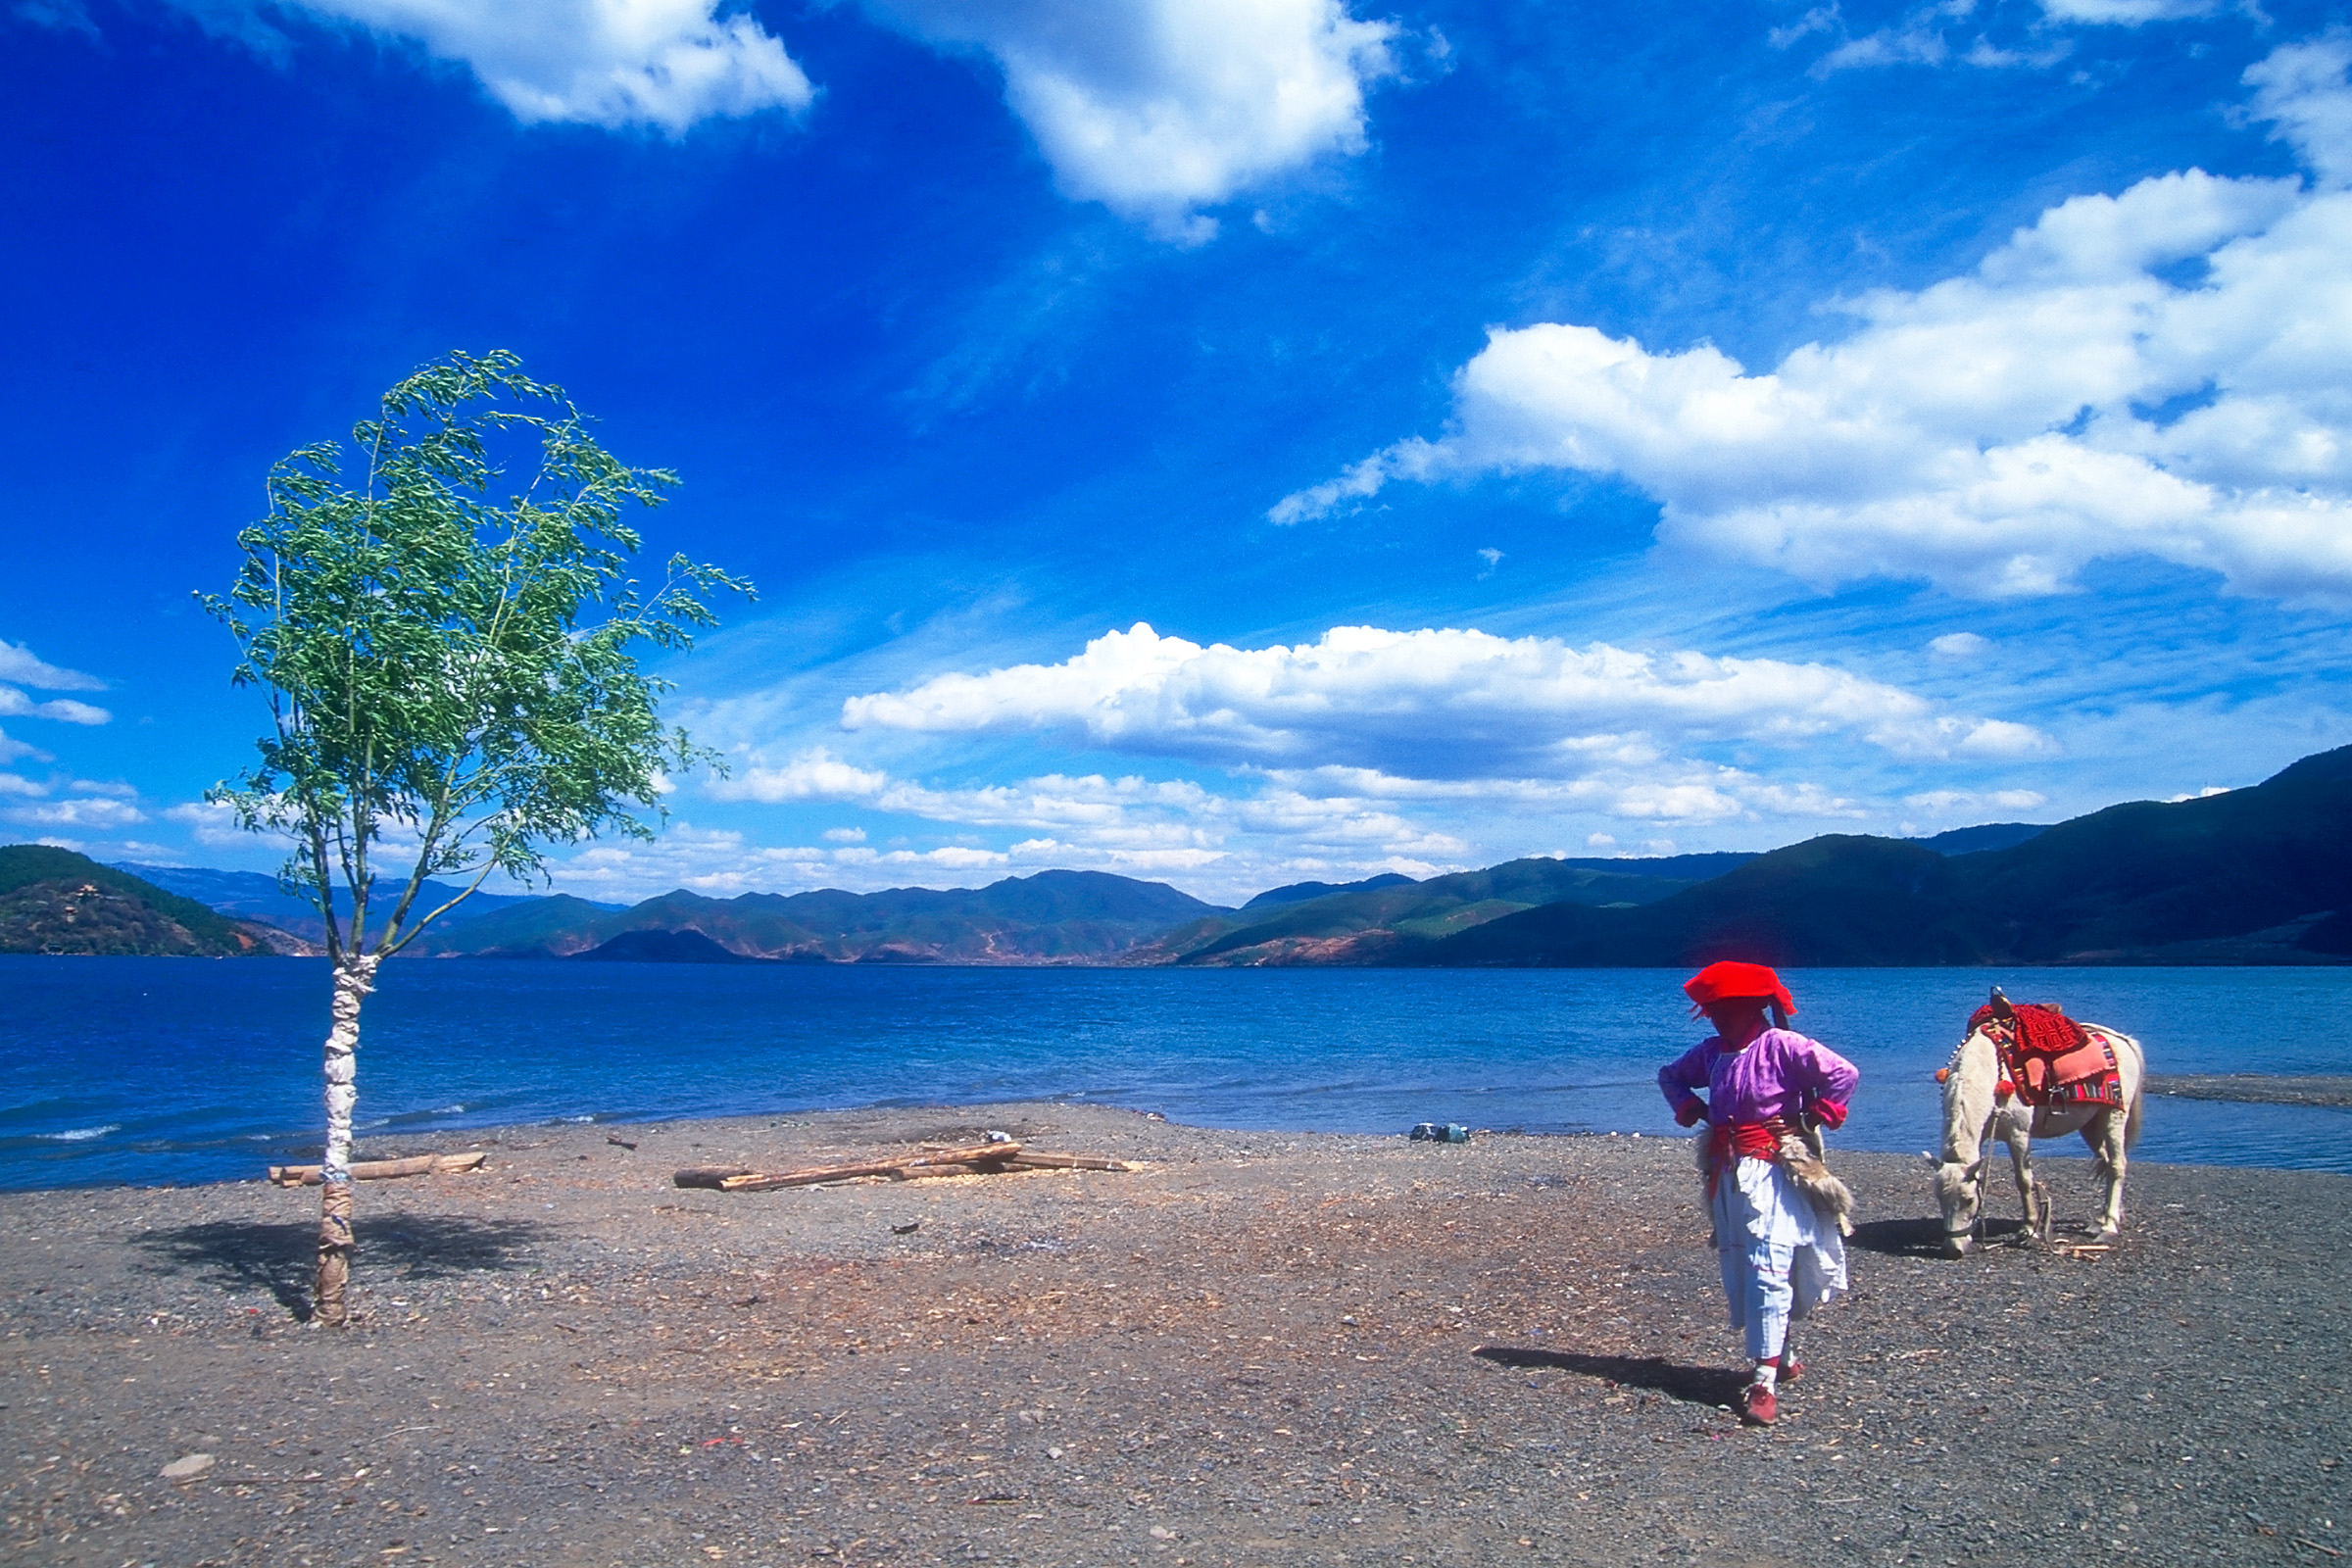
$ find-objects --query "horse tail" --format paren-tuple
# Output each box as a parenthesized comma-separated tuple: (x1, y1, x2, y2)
(2119, 1031, 2146, 1152)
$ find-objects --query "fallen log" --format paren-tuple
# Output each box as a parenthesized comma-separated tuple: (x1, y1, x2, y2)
(269, 1152, 487, 1187)
(1005, 1152, 1137, 1172)
(705, 1143, 1022, 1193)
(672, 1167, 756, 1190)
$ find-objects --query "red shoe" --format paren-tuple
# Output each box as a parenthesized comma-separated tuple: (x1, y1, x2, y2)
(1739, 1382, 1778, 1426)
(1779, 1357, 1803, 1387)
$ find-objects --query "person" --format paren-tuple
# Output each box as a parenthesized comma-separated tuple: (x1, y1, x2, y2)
(1656, 960, 1859, 1426)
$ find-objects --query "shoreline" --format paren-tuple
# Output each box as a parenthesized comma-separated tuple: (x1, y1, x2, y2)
(13, 1063, 2352, 1197)
(4, 1101, 2348, 1566)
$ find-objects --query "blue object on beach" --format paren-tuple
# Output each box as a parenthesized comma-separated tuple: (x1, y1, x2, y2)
(1409, 1122, 1470, 1143)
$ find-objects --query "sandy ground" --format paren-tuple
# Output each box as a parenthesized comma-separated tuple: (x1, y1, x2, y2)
(2, 1102, 2346, 1568)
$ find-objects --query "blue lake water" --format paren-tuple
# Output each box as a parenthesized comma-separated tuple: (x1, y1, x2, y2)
(2, 956, 2349, 1189)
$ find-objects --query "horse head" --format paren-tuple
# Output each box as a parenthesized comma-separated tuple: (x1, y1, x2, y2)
(1924, 1149, 1990, 1255)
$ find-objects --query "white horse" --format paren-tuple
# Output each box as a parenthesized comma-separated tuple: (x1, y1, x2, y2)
(1929, 995, 2145, 1256)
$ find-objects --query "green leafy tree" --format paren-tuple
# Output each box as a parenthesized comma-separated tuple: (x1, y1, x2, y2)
(204, 351, 750, 1326)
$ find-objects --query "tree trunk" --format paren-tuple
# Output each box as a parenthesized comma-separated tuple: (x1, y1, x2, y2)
(314, 954, 378, 1327)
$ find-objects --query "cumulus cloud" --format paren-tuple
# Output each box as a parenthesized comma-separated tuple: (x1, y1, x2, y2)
(858, 0, 1397, 238)
(840, 621, 2049, 775)
(2246, 34, 2352, 186)
(163, 0, 812, 133)
(1277, 42, 2352, 603)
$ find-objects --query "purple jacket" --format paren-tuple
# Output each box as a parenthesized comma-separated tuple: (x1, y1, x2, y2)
(1658, 1028, 1859, 1126)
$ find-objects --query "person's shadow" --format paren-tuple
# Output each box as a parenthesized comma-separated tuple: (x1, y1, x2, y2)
(1474, 1346, 1744, 1407)
(133, 1214, 555, 1322)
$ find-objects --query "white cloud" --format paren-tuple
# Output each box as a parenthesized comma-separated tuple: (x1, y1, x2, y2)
(712, 749, 893, 803)
(14, 0, 100, 37)
(1277, 42, 2352, 603)
(0, 641, 105, 691)
(841, 621, 2048, 775)
(1929, 631, 1992, 659)
(166, 0, 812, 133)
(0, 688, 110, 725)
(1902, 786, 2049, 813)
(822, 826, 868, 844)
(5, 797, 146, 829)
(0, 728, 47, 765)
(2247, 34, 2352, 187)
(1789, 1, 2074, 76)
(0, 773, 45, 797)
(2036, 0, 2219, 22)
(858, 0, 1397, 238)
(164, 799, 277, 850)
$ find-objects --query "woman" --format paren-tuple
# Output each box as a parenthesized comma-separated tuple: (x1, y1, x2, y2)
(1657, 960, 1858, 1426)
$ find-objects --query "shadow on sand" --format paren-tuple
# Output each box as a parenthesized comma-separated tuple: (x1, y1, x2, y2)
(1845, 1213, 2028, 1259)
(132, 1214, 558, 1321)
(1474, 1346, 1744, 1408)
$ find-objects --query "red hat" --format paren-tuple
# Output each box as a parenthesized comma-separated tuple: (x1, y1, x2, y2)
(1683, 960, 1795, 1017)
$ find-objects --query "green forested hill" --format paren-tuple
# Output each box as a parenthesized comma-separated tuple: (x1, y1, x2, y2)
(1418, 745, 2352, 967)
(1135, 854, 1753, 965)
(0, 846, 272, 956)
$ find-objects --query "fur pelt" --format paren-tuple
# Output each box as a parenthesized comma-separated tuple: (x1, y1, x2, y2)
(1692, 1127, 1857, 1238)
(1776, 1132, 1857, 1237)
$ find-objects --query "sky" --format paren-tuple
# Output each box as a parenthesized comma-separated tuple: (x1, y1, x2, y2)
(5, 0, 2351, 907)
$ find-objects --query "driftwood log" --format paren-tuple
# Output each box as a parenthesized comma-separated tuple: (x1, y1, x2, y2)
(268, 1152, 487, 1187)
(718, 1142, 1020, 1192)
(1005, 1152, 1135, 1171)
(672, 1144, 1138, 1192)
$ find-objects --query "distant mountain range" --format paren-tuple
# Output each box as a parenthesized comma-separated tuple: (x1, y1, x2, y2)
(424, 870, 1226, 963)
(13, 745, 2346, 966)
(112, 863, 602, 948)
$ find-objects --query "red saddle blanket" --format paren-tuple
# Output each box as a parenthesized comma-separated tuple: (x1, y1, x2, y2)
(1967, 1002, 2125, 1109)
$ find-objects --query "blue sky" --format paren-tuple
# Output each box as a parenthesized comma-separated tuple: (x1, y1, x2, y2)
(5, 0, 2351, 906)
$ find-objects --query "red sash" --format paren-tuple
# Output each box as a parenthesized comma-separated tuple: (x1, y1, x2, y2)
(1705, 1119, 1790, 1198)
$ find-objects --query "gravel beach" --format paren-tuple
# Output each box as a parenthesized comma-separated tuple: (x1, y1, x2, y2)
(3, 1102, 2344, 1568)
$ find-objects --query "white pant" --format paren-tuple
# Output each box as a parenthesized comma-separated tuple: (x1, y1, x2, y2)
(1711, 1153, 1848, 1361)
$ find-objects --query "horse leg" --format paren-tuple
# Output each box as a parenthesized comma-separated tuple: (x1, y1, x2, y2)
(2084, 1112, 2128, 1239)
(2005, 1128, 2041, 1245)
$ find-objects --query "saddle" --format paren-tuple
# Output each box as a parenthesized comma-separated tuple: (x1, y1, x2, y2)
(1967, 998, 2124, 1110)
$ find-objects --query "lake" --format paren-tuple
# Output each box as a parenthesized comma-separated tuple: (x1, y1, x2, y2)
(2, 956, 2348, 1188)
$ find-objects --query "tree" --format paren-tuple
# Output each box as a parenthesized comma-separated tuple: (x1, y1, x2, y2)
(203, 350, 750, 1326)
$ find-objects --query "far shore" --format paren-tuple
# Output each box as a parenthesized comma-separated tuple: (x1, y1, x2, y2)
(3, 1102, 2346, 1567)
(2144, 1071, 2352, 1106)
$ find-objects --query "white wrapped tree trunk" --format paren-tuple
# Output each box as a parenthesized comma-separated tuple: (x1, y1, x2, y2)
(314, 954, 378, 1327)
